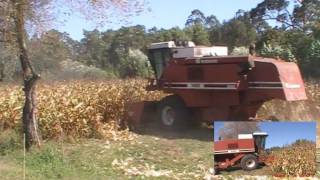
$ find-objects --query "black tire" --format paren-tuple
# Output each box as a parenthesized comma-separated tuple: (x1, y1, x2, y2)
(240, 154, 258, 171)
(212, 167, 218, 175)
(157, 95, 190, 130)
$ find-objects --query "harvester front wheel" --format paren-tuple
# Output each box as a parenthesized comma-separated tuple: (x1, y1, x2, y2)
(157, 95, 190, 130)
(240, 154, 258, 171)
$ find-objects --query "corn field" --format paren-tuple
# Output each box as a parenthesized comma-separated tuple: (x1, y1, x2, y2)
(265, 140, 316, 177)
(0, 80, 163, 140)
(0, 80, 319, 140)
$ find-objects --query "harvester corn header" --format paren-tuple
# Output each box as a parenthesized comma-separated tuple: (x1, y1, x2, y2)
(214, 132, 268, 172)
(126, 41, 307, 129)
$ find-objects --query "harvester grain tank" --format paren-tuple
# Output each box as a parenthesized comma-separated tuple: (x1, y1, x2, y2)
(126, 41, 307, 129)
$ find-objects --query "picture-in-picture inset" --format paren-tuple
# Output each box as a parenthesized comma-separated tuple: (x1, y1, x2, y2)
(213, 121, 316, 177)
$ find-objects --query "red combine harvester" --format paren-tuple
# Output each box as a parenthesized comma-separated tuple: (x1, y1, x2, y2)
(214, 132, 268, 172)
(126, 41, 307, 129)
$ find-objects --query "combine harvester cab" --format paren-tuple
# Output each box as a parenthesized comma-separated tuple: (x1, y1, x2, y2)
(126, 41, 307, 129)
(214, 132, 268, 173)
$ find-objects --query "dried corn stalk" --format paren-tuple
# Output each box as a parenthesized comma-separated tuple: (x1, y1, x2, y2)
(0, 80, 163, 141)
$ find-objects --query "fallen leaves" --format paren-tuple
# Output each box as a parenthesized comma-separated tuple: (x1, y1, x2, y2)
(111, 156, 213, 179)
(112, 158, 173, 177)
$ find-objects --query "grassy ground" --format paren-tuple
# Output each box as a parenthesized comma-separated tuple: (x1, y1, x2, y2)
(0, 127, 213, 180)
(2, 129, 317, 180)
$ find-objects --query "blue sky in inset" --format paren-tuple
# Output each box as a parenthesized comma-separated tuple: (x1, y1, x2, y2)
(214, 121, 316, 148)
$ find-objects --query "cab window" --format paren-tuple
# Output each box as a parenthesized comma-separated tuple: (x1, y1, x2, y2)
(148, 48, 171, 79)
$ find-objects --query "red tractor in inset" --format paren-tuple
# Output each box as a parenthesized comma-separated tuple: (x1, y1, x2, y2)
(126, 41, 307, 129)
(214, 132, 268, 173)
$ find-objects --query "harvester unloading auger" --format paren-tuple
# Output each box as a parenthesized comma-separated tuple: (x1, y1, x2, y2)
(125, 41, 307, 129)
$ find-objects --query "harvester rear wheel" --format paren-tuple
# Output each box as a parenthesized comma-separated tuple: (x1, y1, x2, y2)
(157, 95, 190, 130)
(240, 154, 258, 171)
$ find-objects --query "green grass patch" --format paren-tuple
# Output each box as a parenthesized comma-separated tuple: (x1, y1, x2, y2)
(0, 131, 213, 179)
(0, 130, 22, 156)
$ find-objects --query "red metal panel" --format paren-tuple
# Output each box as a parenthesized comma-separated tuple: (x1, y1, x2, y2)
(163, 63, 188, 82)
(173, 56, 250, 65)
(246, 59, 307, 102)
(196, 106, 231, 122)
(164, 62, 242, 83)
(216, 153, 246, 169)
(173, 91, 239, 107)
(275, 61, 307, 101)
(214, 139, 255, 153)
(161, 61, 243, 107)
(203, 64, 242, 82)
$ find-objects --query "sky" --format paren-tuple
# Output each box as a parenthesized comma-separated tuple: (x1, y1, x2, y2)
(214, 121, 317, 148)
(57, 0, 264, 40)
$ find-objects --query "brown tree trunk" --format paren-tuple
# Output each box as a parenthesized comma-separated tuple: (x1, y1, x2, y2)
(0, 62, 4, 81)
(14, 0, 41, 150)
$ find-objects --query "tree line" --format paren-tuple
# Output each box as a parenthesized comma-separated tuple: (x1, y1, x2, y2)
(1, 0, 320, 81)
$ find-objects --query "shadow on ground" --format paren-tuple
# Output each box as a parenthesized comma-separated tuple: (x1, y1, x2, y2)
(217, 164, 271, 176)
(131, 121, 214, 142)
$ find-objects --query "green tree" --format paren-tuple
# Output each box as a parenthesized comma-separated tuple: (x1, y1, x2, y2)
(206, 15, 222, 45)
(185, 9, 207, 27)
(313, 22, 320, 39)
(185, 9, 220, 29)
(250, 0, 320, 32)
(255, 28, 314, 73)
(255, 29, 285, 49)
(29, 30, 72, 76)
(80, 29, 106, 67)
(304, 40, 320, 77)
(185, 23, 210, 45)
(208, 26, 222, 45)
(146, 27, 189, 44)
(260, 43, 296, 62)
(185, 9, 223, 45)
(205, 15, 221, 29)
(220, 17, 257, 49)
(119, 49, 150, 78)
